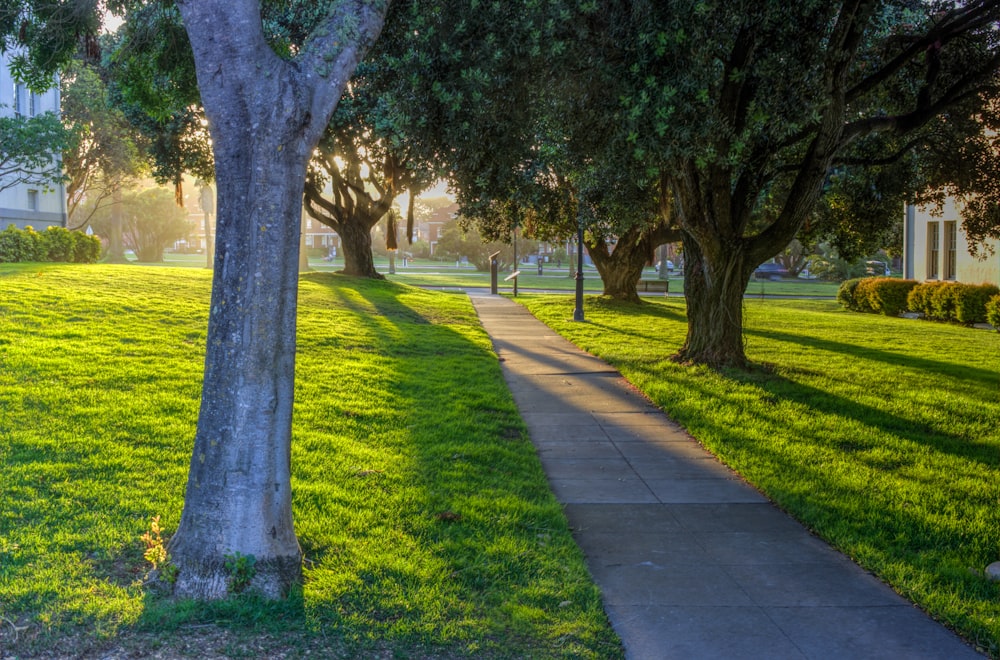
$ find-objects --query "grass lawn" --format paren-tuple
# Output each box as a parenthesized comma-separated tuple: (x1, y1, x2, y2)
(0, 264, 621, 658)
(518, 294, 1000, 655)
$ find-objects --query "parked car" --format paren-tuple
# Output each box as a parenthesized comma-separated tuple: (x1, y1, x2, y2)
(865, 260, 890, 276)
(753, 262, 790, 280)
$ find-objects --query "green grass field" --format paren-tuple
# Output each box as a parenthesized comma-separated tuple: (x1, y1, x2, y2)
(0, 264, 621, 658)
(519, 294, 1000, 655)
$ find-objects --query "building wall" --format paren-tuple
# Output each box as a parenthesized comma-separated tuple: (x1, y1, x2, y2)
(0, 52, 67, 230)
(904, 199, 1000, 286)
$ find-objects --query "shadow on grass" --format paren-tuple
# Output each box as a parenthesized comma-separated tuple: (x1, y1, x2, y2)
(2, 269, 617, 658)
(746, 327, 1000, 388)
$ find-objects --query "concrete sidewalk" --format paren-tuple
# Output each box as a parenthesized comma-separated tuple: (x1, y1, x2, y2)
(469, 293, 981, 660)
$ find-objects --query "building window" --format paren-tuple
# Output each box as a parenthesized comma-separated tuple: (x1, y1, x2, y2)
(28, 91, 36, 117)
(13, 83, 23, 117)
(27, 189, 39, 211)
(944, 221, 957, 280)
(927, 222, 939, 279)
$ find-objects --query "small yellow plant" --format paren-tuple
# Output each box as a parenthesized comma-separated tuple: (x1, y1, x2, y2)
(141, 516, 168, 568)
(141, 515, 178, 583)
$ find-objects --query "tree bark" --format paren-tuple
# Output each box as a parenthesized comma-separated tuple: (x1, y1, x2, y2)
(586, 222, 681, 302)
(673, 236, 753, 369)
(339, 212, 383, 279)
(169, 0, 386, 600)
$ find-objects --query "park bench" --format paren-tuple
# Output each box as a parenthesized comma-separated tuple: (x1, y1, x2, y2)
(638, 279, 669, 295)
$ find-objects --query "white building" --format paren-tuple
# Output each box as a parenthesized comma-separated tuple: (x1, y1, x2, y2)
(0, 52, 67, 230)
(903, 199, 1000, 286)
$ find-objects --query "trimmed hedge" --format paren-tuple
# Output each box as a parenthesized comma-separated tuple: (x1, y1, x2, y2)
(837, 277, 917, 316)
(905, 280, 999, 324)
(986, 294, 1000, 331)
(836, 278, 866, 312)
(0, 225, 100, 264)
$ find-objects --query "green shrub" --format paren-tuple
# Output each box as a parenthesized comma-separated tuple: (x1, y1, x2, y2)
(955, 284, 1000, 325)
(0, 224, 99, 264)
(71, 232, 101, 263)
(907, 282, 936, 317)
(0, 224, 37, 262)
(929, 282, 961, 322)
(853, 278, 879, 313)
(986, 294, 1000, 331)
(42, 226, 76, 262)
(837, 278, 865, 311)
(868, 278, 918, 316)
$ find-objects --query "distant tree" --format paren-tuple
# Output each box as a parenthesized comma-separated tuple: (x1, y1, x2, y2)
(60, 61, 146, 226)
(435, 217, 528, 271)
(85, 186, 188, 262)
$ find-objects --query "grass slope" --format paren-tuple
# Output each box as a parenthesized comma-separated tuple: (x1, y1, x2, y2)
(519, 294, 1000, 656)
(0, 264, 620, 658)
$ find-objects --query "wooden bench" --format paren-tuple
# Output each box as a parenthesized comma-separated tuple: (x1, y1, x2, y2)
(638, 279, 669, 294)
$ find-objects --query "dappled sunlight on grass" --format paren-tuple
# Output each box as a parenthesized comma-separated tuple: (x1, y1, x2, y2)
(0, 265, 619, 658)
(520, 293, 1000, 654)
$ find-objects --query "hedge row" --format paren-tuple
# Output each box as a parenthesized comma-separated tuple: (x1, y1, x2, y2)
(836, 277, 918, 316)
(838, 276, 1000, 326)
(0, 225, 101, 264)
(907, 281, 1000, 324)
(987, 295, 1000, 329)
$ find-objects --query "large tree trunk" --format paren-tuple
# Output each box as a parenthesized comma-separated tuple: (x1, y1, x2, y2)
(169, 0, 385, 600)
(338, 213, 383, 279)
(674, 236, 754, 369)
(169, 143, 305, 600)
(586, 222, 681, 302)
(587, 233, 649, 303)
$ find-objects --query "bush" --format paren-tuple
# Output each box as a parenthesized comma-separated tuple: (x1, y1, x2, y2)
(867, 278, 918, 316)
(838, 277, 916, 315)
(955, 284, 1000, 325)
(0, 224, 99, 264)
(42, 226, 76, 262)
(837, 278, 865, 311)
(71, 232, 101, 263)
(906, 281, 937, 317)
(929, 282, 961, 322)
(852, 278, 879, 312)
(0, 224, 45, 262)
(986, 294, 1000, 331)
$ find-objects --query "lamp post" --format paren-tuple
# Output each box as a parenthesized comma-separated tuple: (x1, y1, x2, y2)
(512, 221, 519, 297)
(573, 218, 585, 322)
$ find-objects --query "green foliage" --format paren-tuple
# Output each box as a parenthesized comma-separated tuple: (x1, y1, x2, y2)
(520, 294, 1000, 654)
(41, 226, 74, 262)
(842, 276, 920, 317)
(930, 282, 961, 322)
(0, 265, 619, 658)
(986, 295, 1000, 331)
(955, 284, 1000, 325)
(860, 277, 918, 317)
(84, 187, 189, 262)
(223, 552, 257, 595)
(836, 278, 866, 312)
(60, 61, 148, 222)
(0, 111, 73, 194)
(907, 281, 999, 325)
(0, 224, 99, 263)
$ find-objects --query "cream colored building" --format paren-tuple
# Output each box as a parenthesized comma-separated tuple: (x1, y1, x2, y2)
(903, 199, 1000, 286)
(0, 52, 67, 230)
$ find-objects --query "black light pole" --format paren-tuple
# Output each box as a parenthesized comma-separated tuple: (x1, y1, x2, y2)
(512, 222, 519, 297)
(573, 218, 585, 321)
